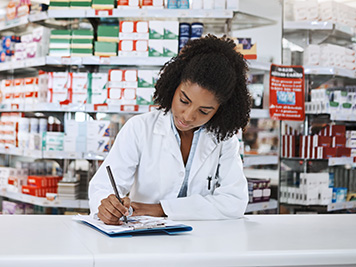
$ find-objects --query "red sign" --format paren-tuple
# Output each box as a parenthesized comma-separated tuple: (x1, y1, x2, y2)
(269, 64, 305, 121)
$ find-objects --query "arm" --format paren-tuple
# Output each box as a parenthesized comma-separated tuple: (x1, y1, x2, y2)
(160, 136, 248, 220)
(88, 117, 141, 218)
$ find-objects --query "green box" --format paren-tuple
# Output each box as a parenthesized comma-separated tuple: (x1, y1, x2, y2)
(51, 30, 72, 39)
(92, 0, 114, 4)
(94, 41, 117, 56)
(97, 25, 119, 41)
(71, 48, 93, 56)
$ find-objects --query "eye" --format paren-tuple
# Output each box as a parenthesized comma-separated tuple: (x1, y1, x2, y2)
(180, 98, 189, 104)
(199, 110, 209, 115)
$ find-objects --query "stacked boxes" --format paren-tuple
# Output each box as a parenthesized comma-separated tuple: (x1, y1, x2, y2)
(280, 172, 332, 205)
(286, 0, 356, 30)
(68, 72, 89, 104)
(281, 124, 350, 159)
(137, 70, 158, 105)
(64, 119, 87, 153)
(107, 69, 138, 106)
(0, 71, 48, 107)
(118, 20, 178, 57)
(0, 35, 19, 63)
(95, 25, 119, 56)
(47, 72, 70, 104)
(49, 30, 72, 57)
(247, 178, 271, 203)
(346, 130, 356, 157)
(307, 87, 356, 117)
(22, 175, 61, 197)
(304, 44, 356, 70)
(71, 29, 94, 57)
(86, 120, 114, 153)
(88, 73, 108, 104)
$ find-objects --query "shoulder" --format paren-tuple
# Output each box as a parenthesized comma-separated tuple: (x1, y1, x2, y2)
(124, 109, 166, 133)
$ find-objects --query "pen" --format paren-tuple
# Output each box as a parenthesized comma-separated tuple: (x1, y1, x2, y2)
(207, 176, 212, 190)
(106, 165, 128, 223)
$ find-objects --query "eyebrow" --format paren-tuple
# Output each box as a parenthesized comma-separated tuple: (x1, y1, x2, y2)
(181, 90, 215, 110)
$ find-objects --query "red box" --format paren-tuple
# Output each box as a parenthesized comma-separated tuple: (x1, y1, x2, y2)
(28, 176, 47, 187)
(319, 147, 337, 159)
(336, 147, 351, 157)
(332, 136, 346, 147)
(22, 185, 39, 196)
(313, 135, 331, 147)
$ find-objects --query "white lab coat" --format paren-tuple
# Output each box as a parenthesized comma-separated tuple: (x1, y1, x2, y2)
(88, 109, 248, 220)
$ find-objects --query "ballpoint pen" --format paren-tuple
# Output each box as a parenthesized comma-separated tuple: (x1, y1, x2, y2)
(106, 165, 128, 223)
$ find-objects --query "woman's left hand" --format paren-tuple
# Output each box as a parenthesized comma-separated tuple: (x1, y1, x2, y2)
(131, 202, 166, 217)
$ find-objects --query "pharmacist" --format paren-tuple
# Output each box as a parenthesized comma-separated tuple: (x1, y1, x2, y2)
(89, 35, 251, 224)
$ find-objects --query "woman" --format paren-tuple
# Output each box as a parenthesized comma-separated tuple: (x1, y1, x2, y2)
(89, 34, 251, 224)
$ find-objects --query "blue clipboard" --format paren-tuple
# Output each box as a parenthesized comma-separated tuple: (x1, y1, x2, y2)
(81, 221, 193, 237)
(74, 215, 193, 237)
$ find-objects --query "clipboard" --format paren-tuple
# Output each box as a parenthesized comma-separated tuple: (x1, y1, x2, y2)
(73, 214, 193, 237)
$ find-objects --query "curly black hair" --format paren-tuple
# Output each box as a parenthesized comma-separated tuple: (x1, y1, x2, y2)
(154, 34, 251, 142)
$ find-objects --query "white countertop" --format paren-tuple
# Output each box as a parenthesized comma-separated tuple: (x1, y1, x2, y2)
(0, 214, 355, 267)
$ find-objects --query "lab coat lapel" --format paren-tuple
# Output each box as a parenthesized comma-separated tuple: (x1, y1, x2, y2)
(153, 111, 183, 164)
(189, 130, 218, 181)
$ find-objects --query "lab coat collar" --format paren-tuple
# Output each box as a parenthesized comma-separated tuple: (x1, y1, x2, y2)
(154, 110, 219, 180)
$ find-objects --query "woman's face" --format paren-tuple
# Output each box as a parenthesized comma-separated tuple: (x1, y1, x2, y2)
(171, 81, 220, 133)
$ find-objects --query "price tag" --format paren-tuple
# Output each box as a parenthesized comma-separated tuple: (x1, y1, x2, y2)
(61, 56, 71, 65)
(262, 203, 268, 209)
(99, 56, 111, 64)
(179, 11, 188, 17)
(11, 104, 19, 110)
(95, 9, 113, 16)
(94, 103, 108, 111)
(67, 152, 77, 158)
(139, 11, 147, 16)
(121, 105, 138, 112)
(205, 12, 212, 17)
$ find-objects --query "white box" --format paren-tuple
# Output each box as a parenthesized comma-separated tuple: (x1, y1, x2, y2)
(68, 72, 88, 104)
(86, 137, 111, 153)
(87, 120, 111, 138)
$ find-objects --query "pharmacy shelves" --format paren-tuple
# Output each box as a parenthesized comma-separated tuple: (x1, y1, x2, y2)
(327, 201, 356, 212)
(283, 21, 355, 47)
(245, 199, 278, 213)
(306, 108, 356, 122)
(281, 157, 356, 166)
(284, 21, 355, 36)
(243, 155, 278, 167)
(304, 66, 356, 79)
(0, 56, 270, 72)
(0, 190, 89, 209)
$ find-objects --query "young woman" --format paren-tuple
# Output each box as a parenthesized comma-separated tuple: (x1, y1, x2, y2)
(89, 34, 251, 224)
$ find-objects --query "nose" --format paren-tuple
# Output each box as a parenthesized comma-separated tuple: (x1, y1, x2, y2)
(183, 106, 196, 122)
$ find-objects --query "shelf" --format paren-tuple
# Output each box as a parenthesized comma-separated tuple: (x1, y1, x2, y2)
(0, 190, 89, 209)
(281, 157, 356, 166)
(250, 109, 270, 119)
(245, 199, 278, 213)
(248, 61, 271, 71)
(0, 56, 270, 72)
(243, 155, 278, 167)
(304, 66, 356, 79)
(85, 8, 234, 19)
(284, 21, 355, 36)
(327, 201, 356, 212)
(283, 21, 355, 47)
(81, 56, 170, 66)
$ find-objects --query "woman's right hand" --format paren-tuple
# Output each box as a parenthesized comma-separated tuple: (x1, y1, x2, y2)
(97, 194, 131, 225)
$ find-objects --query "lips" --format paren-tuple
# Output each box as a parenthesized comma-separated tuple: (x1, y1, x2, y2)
(176, 118, 190, 129)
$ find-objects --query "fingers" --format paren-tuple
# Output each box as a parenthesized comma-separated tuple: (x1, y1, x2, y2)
(97, 194, 130, 225)
(122, 197, 131, 210)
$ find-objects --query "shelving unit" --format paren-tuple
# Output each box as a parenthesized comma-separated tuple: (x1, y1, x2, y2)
(0, 4, 277, 213)
(281, 18, 356, 214)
